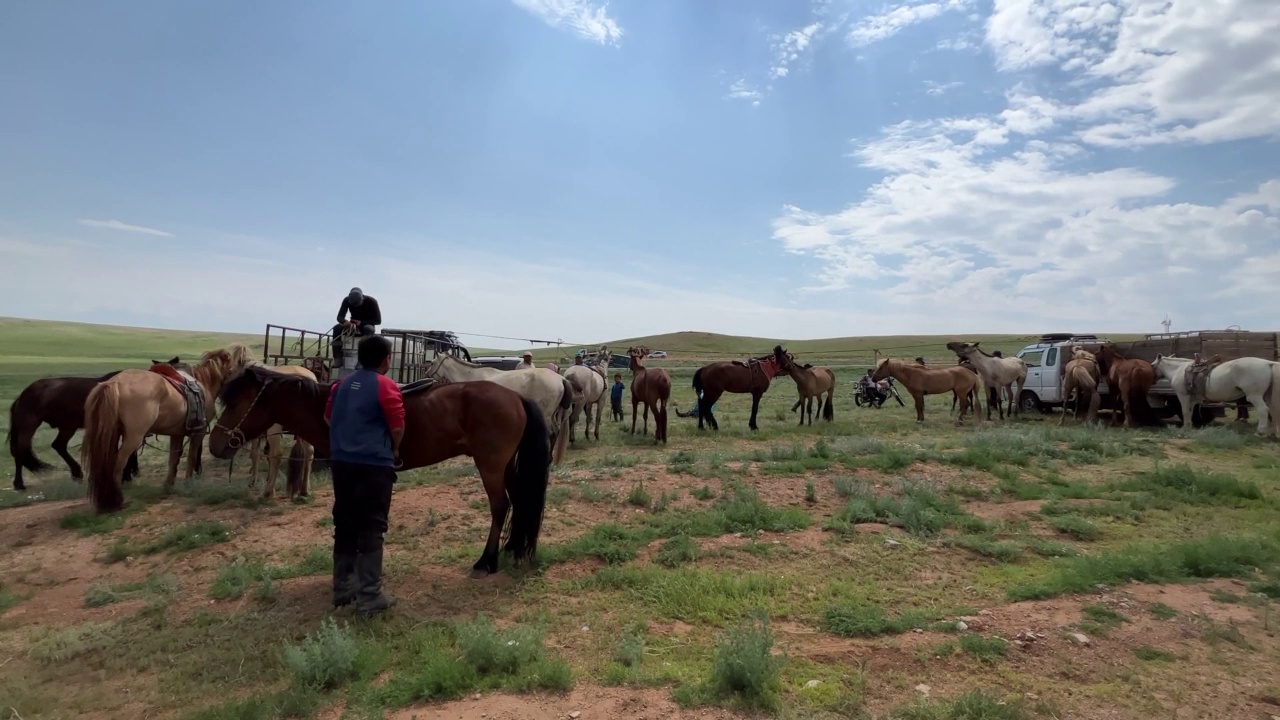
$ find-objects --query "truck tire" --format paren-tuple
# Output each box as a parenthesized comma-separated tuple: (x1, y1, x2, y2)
(1019, 391, 1043, 414)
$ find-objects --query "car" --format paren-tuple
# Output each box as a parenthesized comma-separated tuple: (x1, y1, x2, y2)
(648, 350, 668, 358)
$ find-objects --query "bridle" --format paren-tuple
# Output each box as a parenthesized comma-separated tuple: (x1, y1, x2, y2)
(212, 384, 267, 450)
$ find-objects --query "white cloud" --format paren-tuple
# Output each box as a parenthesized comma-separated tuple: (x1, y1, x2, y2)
(510, 0, 623, 45)
(78, 218, 175, 237)
(848, 0, 973, 47)
(772, 0, 1280, 332)
(770, 22, 824, 80)
(925, 80, 963, 96)
(725, 79, 762, 107)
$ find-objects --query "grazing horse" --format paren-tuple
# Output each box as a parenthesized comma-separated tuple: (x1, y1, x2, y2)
(692, 346, 792, 431)
(628, 346, 671, 442)
(946, 342, 1027, 419)
(4, 360, 189, 490)
(241, 361, 317, 500)
(1060, 346, 1102, 425)
(424, 353, 574, 465)
(208, 366, 552, 576)
(81, 345, 250, 512)
(872, 357, 978, 423)
(1094, 343, 1158, 429)
(1152, 355, 1280, 438)
(564, 348, 609, 442)
(782, 358, 836, 426)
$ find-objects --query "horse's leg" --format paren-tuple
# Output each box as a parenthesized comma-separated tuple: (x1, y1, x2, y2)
(748, 392, 762, 431)
(184, 433, 203, 481)
(249, 438, 261, 488)
(630, 398, 638, 435)
(1119, 378, 1135, 428)
(51, 426, 83, 480)
(265, 431, 283, 499)
(165, 435, 183, 493)
(703, 390, 722, 431)
(912, 390, 926, 423)
(1245, 391, 1269, 437)
(472, 461, 512, 578)
(593, 398, 602, 441)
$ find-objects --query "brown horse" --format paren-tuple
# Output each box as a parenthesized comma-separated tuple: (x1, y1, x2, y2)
(692, 346, 792, 431)
(1094, 343, 1157, 428)
(243, 362, 317, 500)
(1060, 346, 1102, 425)
(82, 345, 250, 512)
(207, 366, 552, 576)
(4, 362, 184, 490)
(949, 358, 990, 417)
(872, 356, 978, 423)
(627, 346, 671, 443)
(782, 358, 835, 425)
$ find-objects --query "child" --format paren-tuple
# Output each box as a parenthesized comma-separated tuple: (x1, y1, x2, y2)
(610, 374, 625, 421)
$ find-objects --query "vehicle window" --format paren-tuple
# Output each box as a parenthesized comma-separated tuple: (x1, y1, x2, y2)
(1045, 347, 1058, 367)
(1021, 351, 1043, 367)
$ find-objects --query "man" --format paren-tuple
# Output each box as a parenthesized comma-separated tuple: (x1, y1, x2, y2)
(325, 335, 404, 618)
(332, 287, 382, 364)
(514, 351, 535, 370)
(610, 374, 625, 421)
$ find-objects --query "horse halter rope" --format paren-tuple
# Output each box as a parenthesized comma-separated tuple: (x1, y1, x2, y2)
(212, 384, 267, 450)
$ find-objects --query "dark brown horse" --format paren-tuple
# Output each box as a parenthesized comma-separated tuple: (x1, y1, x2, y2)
(5, 359, 181, 490)
(691, 345, 792, 431)
(1094, 343, 1158, 428)
(627, 346, 671, 443)
(207, 366, 552, 576)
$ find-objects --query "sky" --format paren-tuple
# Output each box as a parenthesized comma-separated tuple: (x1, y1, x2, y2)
(1, 0, 1278, 350)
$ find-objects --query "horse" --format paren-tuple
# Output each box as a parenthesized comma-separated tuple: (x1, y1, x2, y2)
(207, 366, 551, 576)
(81, 345, 250, 513)
(628, 346, 671, 442)
(782, 357, 835, 426)
(949, 358, 993, 417)
(243, 361, 317, 500)
(4, 360, 187, 490)
(946, 342, 1027, 419)
(1094, 343, 1158, 429)
(424, 353, 573, 465)
(691, 346, 792, 431)
(1152, 355, 1280, 438)
(1059, 345, 1102, 425)
(872, 356, 978, 423)
(564, 348, 609, 442)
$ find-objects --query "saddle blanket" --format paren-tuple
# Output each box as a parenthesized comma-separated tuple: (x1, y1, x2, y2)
(149, 364, 208, 435)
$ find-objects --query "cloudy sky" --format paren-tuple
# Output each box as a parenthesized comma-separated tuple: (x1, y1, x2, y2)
(2, 0, 1277, 349)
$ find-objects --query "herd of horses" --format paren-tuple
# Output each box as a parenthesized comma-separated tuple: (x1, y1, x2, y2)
(6, 337, 1279, 576)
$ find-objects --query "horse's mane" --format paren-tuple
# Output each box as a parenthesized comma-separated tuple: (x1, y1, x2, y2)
(219, 364, 323, 406)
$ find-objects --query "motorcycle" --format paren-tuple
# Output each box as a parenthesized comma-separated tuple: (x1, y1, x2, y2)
(853, 375, 905, 408)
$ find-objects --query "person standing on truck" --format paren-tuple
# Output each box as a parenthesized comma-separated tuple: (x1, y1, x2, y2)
(610, 374, 626, 421)
(325, 335, 403, 618)
(332, 287, 382, 364)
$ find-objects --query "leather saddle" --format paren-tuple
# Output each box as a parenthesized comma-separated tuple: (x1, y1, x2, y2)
(399, 378, 437, 397)
(148, 363, 208, 434)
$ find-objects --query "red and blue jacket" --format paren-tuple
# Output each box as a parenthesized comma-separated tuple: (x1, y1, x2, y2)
(324, 369, 405, 467)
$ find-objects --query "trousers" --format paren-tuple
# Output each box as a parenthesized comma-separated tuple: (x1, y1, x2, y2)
(332, 323, 376, 361)
(331, 460, 396, 554)
(611, 397, 623, 421)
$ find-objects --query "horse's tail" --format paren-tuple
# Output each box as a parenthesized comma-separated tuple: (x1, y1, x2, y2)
(8, 391, 54, 474)
(822, 391, 834, 421)
(83, 382, 125, 513)
(285, 439, 308, 497)
(505, 398, 551, 563)
(692, 367, 704, 394)
(551, 377, 573, 464)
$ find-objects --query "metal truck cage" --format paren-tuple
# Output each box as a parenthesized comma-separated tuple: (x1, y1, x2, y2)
(261, 324, 472, 384)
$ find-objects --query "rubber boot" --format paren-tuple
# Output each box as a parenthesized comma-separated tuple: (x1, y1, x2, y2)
(332, 553, 357, 608)
(354, 548, 396, 618)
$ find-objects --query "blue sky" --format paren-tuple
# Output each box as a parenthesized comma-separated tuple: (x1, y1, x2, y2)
(2, 0, 1277, 349)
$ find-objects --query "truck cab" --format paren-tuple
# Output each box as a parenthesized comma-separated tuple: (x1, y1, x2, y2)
(1013, 334, 1109, 412)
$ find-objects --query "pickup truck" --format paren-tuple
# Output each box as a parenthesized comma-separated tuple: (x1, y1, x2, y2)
(1013, 330, 1279, 417)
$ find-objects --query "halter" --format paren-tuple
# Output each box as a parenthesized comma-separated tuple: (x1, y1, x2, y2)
(212, 384, 267, 450)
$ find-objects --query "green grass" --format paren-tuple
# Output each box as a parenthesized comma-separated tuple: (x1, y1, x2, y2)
(823, 602, 939, 638)
(825, 479, 985, 538)
(672, 610, 782, 712)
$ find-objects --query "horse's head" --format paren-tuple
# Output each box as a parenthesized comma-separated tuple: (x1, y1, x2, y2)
(225, 342, 258, 371)
(871, 357, 892, 381)
(151, 355, 181, 366)
(948, 342, 980, 360)
(209, 365, 300, 459)
(773, 345, 794, 372)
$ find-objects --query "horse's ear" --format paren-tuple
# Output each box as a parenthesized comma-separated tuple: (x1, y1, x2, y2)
(168, 356, 180, 365)
(971, 341, 981, 348)
(151, 359, 160, 365)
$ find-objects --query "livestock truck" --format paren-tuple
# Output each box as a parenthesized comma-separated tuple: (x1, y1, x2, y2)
(1012, 330, 1279, 421)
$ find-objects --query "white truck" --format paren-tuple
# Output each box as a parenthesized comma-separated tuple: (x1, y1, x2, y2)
(1012, 330, 1279, 420)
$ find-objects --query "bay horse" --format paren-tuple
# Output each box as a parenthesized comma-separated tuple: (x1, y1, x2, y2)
(564, 348, 609, 442)
(208, 366, 552, 576)
(1059, 346, 1102, 425)
(81, 345, 250, 512)
(1094, 343, 1158, 428)
(243, 361, 317, 500)
(872, 356, 978, 423)
(692, 346, 792, 431)
(946, 342, 1027, 419)
(424, 354, 573, 465)
(4, 362, 186, 490)
(1152, 355, 1280, 438)
(782, 358, 835, 426)
(628, 346, 671, 442)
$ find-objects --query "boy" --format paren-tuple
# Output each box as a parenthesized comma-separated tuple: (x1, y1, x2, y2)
(611, 374, 625, 421)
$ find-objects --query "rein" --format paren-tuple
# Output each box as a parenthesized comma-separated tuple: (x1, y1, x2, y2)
(213, 384, 267, 450)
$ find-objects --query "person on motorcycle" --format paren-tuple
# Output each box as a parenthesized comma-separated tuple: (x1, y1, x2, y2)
(863, 369, 888, 406)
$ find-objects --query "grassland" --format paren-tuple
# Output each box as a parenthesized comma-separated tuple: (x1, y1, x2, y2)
(1, 318, 1276, 720)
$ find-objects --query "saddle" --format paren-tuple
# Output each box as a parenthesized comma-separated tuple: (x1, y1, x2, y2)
(1184, 354, 1221, 404)
(399, 378, 437, 397)
(148, 363, 208, 434)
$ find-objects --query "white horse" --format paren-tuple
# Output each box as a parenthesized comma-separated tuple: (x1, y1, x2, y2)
(1152, 355, 1280, 438)
(946, 342, 1027, 419)
(564, 349, 610, 442)
(424, 353, 575, 464)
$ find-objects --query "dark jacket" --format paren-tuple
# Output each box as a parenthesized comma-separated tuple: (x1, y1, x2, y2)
(324, 368, 404, 467)
(337, 295, 382, 327)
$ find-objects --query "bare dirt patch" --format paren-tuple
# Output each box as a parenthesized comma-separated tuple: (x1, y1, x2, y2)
(383, 685, 748, 720)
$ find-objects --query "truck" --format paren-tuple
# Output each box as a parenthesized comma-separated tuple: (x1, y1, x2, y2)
(1012, 330, 1279, 419)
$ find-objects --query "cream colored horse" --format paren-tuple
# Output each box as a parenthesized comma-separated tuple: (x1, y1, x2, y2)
(424, 353, 574, 464)
(946, 342, 1027, 419)
(564, 349, 609, 442)
(242, 362, 317, 499)
(1060, 345, 1102, 425)
(82, 343, 251, 512)
(1152, 354, 1280, 438)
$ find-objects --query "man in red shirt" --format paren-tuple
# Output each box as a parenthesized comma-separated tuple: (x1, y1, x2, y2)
(324, 335, 405, 618)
